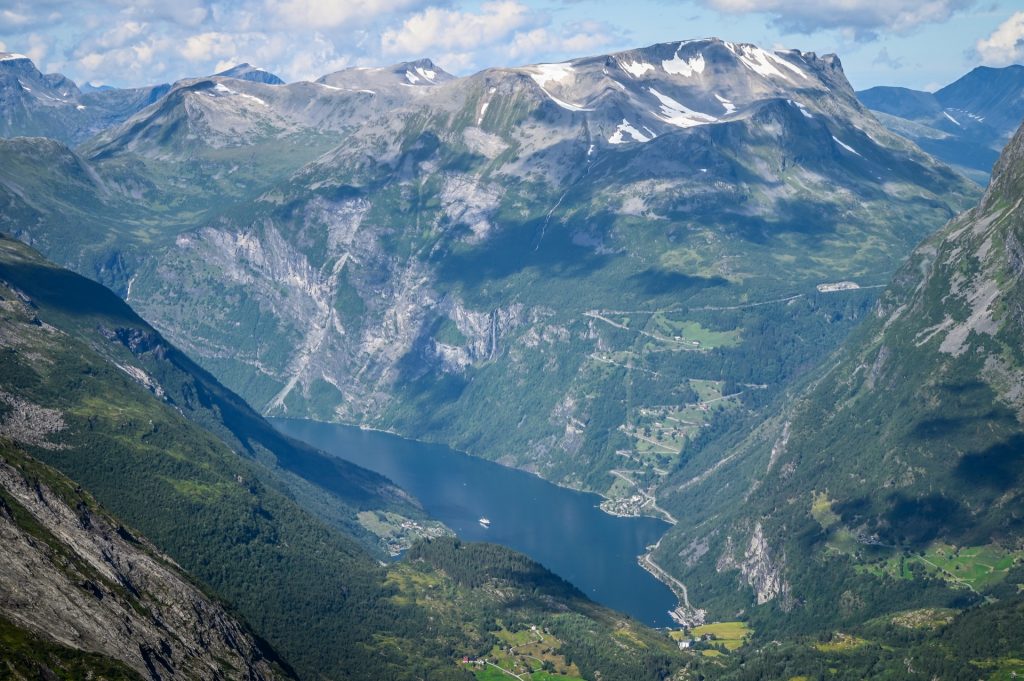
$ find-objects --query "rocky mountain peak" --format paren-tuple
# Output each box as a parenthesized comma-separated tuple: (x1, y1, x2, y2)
(0, 51, 32, 65)
(215, 62, 286, 85)
(478, 36, 867, 153)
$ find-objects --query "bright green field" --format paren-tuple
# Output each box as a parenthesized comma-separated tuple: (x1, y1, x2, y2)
(671, 621, 753, 652)
(649, 315, 741, 350)
(472, 626, 583, 680)
(692, 622, 753, 650)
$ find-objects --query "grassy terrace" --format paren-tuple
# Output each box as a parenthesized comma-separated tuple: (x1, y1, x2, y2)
(814, 493, 1024, 592)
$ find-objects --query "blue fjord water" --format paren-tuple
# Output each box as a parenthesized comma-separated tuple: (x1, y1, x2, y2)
(273, 419, 677, 628)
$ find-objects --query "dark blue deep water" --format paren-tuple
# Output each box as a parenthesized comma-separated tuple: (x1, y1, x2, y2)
(273, 419, 677, 628)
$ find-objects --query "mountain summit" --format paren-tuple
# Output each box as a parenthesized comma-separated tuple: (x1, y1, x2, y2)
(3, 37, 976, 509)
(215, 62, 285, 85)
(0, 51, 168, 143)
(316, 57, 455, 90)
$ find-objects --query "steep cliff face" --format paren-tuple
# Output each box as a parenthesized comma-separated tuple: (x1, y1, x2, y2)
(0, 444, 285, 680)
(716, 522, 793, 609)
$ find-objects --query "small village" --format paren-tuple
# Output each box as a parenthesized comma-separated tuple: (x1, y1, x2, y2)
(357, 510, 452, 556)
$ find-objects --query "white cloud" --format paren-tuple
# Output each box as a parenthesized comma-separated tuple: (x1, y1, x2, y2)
(24, 33, 50, 65)
(872, 47, 905, 69)
(71, 21, 148, 58)
(75, 37, 172, 81)
(268, 0, 428, 29)
(699, 0, 974, 40)
(278, 33, 353, 82)
(381, 1, 537, 56)
(0, 0, 620, 86)
(504, 23, 615, 61)
(976, 11, 1024, 66)
(380, 2, 619, 73)
(0, 10, 31, 30)
(106, 0, 210, 28)
(180, 31, 240, 62)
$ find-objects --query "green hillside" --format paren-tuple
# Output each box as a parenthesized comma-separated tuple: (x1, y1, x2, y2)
(654, 120, 1024, 649)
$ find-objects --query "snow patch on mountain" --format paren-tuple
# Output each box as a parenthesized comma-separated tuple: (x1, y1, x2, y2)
(213, 82, 268, 106)
(404, 66, 441, 85)
(619, 59, 655, 77)
(527, 63, 576, 87)
(662, 48, 705, 77)
(791, 100, 813, 118)
(714, 93, 736, 114)
(540, 89, 593, 112)
(649, 88, 717, 128)
(831, 135, 862, 157)
(525, 63, 592, 111)
(608, 119, 652, 144)
(727, 43, 808, 82)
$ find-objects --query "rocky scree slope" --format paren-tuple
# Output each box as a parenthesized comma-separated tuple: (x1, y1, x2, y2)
(0, 442, 286, 680)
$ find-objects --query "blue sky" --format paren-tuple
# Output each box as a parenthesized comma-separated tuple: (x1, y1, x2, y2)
(1, 0, 1022, 91)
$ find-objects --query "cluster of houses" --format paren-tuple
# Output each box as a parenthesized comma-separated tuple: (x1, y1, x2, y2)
(676, 631, 717, 650)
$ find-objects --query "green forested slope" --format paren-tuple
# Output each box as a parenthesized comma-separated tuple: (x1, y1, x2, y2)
(0, 441, 288, 680)
(654, 119, 1024, 653)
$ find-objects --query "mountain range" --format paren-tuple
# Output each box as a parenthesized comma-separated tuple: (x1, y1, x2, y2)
(0, 40, 976, 502)
(1, 37, 1024, 680)
(0, 52, 170, 145)
(858, 65, 1024, 184)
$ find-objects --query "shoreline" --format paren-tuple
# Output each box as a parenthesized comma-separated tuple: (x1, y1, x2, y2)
(637, 538, 707, 628)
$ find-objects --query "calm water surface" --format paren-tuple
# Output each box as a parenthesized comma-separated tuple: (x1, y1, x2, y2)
(273, 419, 676, 628)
